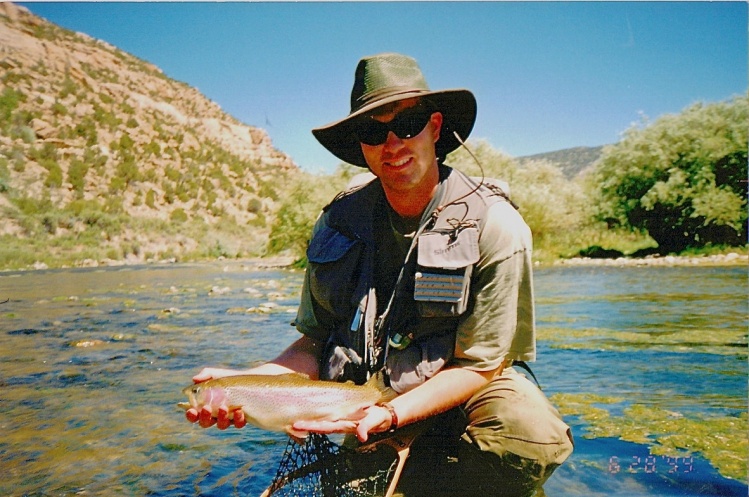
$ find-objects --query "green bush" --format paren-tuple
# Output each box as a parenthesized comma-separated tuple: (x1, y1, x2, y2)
(75, 116, 98, 146)
(68, 159, 89, 195)
(170, 208, 188, 223)
(145, 189, 157, 208)
(59, 76, 78, 99)
(42, 159, 63, 188)
(117, 154, 140, 186)
(52, 101, 68, 116)
(592, 95, 748, 253)
(0, 88, 24, 125)
(266, 170, 349, 258)
(13, 195, 54, 216)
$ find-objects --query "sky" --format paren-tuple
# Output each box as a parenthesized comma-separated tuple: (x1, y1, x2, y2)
(19, 1, 748, 173)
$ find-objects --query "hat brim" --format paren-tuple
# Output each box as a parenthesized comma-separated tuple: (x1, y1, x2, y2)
(312, 89, 477, 168)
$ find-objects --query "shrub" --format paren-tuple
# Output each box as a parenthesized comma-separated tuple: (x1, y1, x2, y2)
(42, 159, 63, 188)
(0, 88, 25, 125)
(266, 170, 349, 258)
(145, 189, 156, 208)
(68, 159, 89, 195)
(170, 208, 188, 223)
(592, 95, 748, 252)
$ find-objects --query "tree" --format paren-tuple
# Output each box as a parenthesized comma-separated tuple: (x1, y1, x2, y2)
(592, 95, 747, 253)
(266, 168, 350, 261)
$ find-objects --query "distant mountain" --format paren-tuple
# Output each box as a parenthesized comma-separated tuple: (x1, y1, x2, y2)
(0, 3, 298, 265)
(517, 145, 605, 179)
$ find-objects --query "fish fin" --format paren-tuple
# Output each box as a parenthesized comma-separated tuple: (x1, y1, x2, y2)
(366, 370, 398, 402)
(287, 427, 309, 439)
(276, 372, 311, 380)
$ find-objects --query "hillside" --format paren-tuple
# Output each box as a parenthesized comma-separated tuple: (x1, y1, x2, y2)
(518, 145, 604, 179)
(0, 3, 298, 268)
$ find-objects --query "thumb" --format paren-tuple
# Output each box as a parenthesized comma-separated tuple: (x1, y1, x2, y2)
(356, 422, 371, 443)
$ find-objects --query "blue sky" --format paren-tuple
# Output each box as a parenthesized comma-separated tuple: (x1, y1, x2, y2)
(20, 2, 748, 173)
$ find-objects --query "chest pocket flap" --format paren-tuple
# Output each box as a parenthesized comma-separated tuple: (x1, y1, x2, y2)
(307, 225, 359, 263)
(306, 225, 364, 316)
(417, 226, 479, 269)
(415, 227, 479, 317)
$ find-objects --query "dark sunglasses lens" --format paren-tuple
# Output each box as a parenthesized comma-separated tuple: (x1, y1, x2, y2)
(393, 111, 431, 140)
(356, 109, 431, 146)
(356, 122, 389, 146)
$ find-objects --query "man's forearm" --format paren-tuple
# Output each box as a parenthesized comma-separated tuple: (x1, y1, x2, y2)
(252, 335, 323, 379)
(389, 365, 502, 427)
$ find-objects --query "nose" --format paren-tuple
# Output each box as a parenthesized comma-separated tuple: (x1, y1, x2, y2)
(383, 130, 404, 149)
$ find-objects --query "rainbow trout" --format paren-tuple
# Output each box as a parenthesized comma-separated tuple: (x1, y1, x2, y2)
(180, 372, 394, 435)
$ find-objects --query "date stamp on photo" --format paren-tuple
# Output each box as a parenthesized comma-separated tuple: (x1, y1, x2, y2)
(608, 455, 695, 476)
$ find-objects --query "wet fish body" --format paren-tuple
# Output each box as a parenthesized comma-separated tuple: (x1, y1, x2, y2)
(181, 373, 391, 434)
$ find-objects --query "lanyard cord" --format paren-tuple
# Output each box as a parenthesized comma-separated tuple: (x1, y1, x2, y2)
(374, 209, 438, 360)
(371, 132, 488, 369)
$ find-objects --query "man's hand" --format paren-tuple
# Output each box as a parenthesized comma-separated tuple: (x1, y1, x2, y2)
(292, 404, 394, 443)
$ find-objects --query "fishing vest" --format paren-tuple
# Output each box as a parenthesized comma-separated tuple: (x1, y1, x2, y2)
(302, 165, 512, 393)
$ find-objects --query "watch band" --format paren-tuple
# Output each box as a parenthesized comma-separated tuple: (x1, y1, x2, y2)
(377, 402, 399, 431)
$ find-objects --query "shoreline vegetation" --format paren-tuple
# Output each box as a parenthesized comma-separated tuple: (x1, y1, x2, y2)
(3, 248, 746, 273)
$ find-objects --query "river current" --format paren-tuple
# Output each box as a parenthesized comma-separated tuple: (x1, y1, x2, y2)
(0, 261, 746, 496)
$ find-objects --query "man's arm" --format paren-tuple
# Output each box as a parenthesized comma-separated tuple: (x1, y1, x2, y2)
(293, 363, 504, 442)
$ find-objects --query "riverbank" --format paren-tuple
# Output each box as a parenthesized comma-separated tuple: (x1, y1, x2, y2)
(3, 251, 746, 273)
(554, 251, 747, 267)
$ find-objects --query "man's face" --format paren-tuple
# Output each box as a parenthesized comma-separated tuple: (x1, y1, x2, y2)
(358, 98, 443, 198)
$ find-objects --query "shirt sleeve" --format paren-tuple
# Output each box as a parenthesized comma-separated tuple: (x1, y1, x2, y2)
(453, 200, 536, 371)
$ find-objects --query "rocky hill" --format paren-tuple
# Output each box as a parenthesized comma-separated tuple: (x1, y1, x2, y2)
(0, 3, 298, 268)
(518, 145, 604, 179)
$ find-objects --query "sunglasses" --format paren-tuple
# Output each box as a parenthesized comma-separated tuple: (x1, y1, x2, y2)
(354, 105, 434, 146)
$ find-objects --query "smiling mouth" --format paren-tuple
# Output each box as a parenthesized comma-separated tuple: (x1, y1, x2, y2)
(387, 157, 411, 168)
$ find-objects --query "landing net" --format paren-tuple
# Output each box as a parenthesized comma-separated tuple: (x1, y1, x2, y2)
(265, 433, 400, 497)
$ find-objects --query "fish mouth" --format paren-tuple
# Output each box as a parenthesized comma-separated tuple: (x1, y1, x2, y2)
(182, 385, 198, 408)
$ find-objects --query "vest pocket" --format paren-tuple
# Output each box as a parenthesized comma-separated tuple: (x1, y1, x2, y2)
(306, 225, 363, 316)
(416, 227, 479, 317)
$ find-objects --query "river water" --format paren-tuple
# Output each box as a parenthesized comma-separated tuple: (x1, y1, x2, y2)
(0, 261, 746, 496)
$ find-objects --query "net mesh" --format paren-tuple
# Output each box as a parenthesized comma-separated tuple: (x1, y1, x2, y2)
(265, 433, 400, 497)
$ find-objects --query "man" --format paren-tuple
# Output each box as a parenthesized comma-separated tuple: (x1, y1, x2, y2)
(187, 53, 573, 496)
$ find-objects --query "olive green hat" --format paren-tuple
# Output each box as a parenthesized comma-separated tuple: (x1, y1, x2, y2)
(312, 52, 477, 168)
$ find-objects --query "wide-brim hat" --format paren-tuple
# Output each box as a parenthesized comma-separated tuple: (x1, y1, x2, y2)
(312, 53, 477, 168)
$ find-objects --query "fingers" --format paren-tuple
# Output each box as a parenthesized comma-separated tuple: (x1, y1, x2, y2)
(233, 408, 246, 429)
(185, 408, 199, 424)
(355, 405, 394, 442)
(199, 406, 217, 428)
(216, 407, 231, 430)
(186, 406, 245, 430)
(192, 368, 218, 383)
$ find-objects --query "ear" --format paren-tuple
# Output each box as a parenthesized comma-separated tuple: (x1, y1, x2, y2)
(430, 112, 443, 144)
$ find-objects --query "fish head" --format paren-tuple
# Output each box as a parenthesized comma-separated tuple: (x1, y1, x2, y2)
(181, 382, 227, 411)
(182, 384, 201, 408)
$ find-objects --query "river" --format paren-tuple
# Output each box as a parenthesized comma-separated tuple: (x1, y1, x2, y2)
(0, 262, 746, 496)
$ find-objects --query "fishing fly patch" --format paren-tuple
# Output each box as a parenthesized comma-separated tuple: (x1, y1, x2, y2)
(415, 225, 479, 317)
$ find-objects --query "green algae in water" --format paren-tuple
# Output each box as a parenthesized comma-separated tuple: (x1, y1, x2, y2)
(552, 393, 748, 482)
(538, 326, 748, 355)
